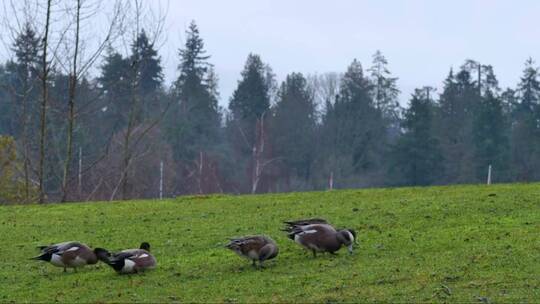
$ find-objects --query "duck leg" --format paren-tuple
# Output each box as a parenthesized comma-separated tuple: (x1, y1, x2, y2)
(312, 250, 317, 258)
(63, 266, 67, 273)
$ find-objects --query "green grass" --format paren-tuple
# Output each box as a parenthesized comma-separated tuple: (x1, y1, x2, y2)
(1, 183, 539, 303)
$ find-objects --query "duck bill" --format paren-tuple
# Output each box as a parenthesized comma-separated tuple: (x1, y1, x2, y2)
(347, 244, 354, 254)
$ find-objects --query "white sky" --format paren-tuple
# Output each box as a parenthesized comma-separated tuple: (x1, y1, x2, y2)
(3, 0, 540, 107)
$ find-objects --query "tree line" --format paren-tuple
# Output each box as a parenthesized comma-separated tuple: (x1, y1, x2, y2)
(2, 8, 540, 203)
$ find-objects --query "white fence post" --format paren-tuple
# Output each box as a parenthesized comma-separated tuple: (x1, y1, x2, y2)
(159, 160, 164, 199)
(487, 164, 492, 185)
(78, 147, 82, 196)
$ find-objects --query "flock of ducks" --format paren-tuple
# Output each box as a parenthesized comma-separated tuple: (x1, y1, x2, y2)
(31, 218, 356, 274)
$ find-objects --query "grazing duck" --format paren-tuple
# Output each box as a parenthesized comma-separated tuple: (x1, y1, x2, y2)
(226, 236, 279, 268)
(282, 218, 329, 232)
(94, 242, 157, 274)
(31, 241, 98, 272)
(287, 224, 357, 257)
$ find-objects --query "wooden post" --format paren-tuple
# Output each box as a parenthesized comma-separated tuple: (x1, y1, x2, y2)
(159, 160, 163, 199)
(487, 164, 492, 185)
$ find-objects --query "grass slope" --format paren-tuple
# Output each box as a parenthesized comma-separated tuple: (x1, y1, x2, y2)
(0, 183, 539, 303)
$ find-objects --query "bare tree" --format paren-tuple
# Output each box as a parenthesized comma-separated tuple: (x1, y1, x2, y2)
(60, 0, 124, 202)
(111, 0, 169, 200)
(250, 112, 281, 194)
(308, 72, 342, 118)
(37, 0, 52, 203)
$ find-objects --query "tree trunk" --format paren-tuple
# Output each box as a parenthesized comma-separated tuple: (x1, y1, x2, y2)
(38, 0, 52, 204)
(61, 0, 81, 202)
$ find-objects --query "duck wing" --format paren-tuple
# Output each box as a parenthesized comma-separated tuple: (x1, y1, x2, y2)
(282, 218, 329, 232)
(39, 241, 81, 255)
(226, 236, 272, 254)
(287, 223, 336, 239)
(283, 218, 328, 226)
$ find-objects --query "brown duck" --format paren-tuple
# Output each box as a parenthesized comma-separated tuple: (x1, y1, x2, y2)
(94, 242, 157, 274)
(286, 223, 356, 257)
(31, 241, 98, 272)
(226, 235, 279, 268)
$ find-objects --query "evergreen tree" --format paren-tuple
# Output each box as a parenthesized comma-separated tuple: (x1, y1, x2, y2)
(368, 50, 401, 137)
(13, 24, 41, 79)
(97, 49, 131, 132)
(130, 29, 163, 95)
(226, 54, 274, 192)
(471, 66, 510, 182)
(166, 21, 221, 162)
(229, 54, 271, 123)
(391, 88, 441, 186)
(271, 72, 317, 187)
(319, 59, 386, 187)
(435, 67, 477, 183)
(2, 23, 41, 137)
(511, 58, 540, 180)
(0, 24, 43, 201)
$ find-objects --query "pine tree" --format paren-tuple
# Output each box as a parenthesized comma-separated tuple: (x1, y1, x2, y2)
(271, 72, 317, 187)
(2, 23, 42, 137)
(166, 21, 221, 163)
(391, 88, 441, 186)
(130, 29, 163, 95)
(368, 50, 401, 137)
(471, 65, 510, 182)
(435, 67, 477, 183)
(1, 23, 42, 201)
(227, 54, 274, 192)
(97, 49, 131, 133)
(511, 58, 540, 180)
(319, 59, 386, 187)
(12, 23, 41, 81)
(229, 54, 271, 123)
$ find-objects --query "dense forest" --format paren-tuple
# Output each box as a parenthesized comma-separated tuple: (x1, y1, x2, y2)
(2, 2, 540, 204)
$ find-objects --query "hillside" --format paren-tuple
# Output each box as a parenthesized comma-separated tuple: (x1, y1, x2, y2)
(0, 183, 539, 302)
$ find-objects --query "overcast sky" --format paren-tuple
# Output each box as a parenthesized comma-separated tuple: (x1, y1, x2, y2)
(4, 0, 540, 107)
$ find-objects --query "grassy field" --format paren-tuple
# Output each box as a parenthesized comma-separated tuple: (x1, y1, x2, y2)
(0, 183, 539, 303)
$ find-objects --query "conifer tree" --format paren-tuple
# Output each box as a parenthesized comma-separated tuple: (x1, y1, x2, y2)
(166, 21, 221, 162)
(319, 59, 386, 187)
(511, 58, 540, 180)
(471, 65, 510, 182)
(271, 72, 317, 187)
(368, 50, 401, 137)
(391, 88, 441, 185)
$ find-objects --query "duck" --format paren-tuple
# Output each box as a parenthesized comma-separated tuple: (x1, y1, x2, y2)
(286, 223, 357, 257)
(94, 242, 157, 274)
(31, 241, 98, 272)
(225, 235, 279, 268)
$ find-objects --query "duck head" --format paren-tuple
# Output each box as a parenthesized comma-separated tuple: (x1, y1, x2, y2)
(140, 242, 151, 251)
(94, 247, 112, 262)
(337, 229, 357, 254)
